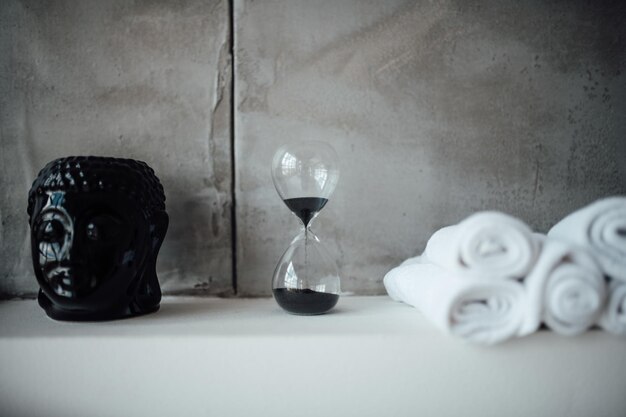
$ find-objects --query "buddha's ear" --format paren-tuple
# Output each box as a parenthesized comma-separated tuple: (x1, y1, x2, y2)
(150, 210, 169, 251)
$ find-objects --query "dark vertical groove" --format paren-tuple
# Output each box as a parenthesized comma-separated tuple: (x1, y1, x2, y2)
(229, 0, 238, 295)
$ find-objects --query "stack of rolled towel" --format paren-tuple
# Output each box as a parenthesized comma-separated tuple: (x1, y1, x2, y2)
(384, 196, 626, 345)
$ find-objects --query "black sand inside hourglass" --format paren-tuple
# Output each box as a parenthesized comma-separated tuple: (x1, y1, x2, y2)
(283, 197, 328, 227)
(272, 197, 339, 315)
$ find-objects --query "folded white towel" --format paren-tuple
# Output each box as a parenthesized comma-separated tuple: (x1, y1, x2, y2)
(384, 255, 434, 300)
(525, 237, 606, 335)
(599, 280, 626, 335)
(548, 196, 626, 335)
(548, 196, 626, 281)
(384, 260, 529, 345)
(424, 212, 539, 280)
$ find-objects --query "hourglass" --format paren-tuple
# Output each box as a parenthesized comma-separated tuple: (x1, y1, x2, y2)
(271, 141, 341, 315)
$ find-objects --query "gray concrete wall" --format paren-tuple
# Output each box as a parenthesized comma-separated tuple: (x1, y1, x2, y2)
(1, 0, 625, 297)
(0, 0, 233, 296)
(234, 0, 626, 295)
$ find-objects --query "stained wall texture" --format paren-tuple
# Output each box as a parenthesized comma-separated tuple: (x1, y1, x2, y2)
(1, 1, 625, 297)
(0, 0, 233, 297)
(234, 0, 626, 295)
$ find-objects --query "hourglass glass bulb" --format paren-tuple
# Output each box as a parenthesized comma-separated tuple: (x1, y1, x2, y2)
(271, 141, 339, 226)
(272, 230, 340, 315)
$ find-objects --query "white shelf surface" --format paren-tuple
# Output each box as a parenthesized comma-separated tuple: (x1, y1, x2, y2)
(1, 296, 626, 417)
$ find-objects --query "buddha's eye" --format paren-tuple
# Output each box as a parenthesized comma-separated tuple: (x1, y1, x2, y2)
(38, 220, 66, 243)
(86, 215, 123, 242)
(86, 223, 100, 241)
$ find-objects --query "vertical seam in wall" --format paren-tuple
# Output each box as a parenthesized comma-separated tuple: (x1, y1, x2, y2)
(229, 0, 238, 295)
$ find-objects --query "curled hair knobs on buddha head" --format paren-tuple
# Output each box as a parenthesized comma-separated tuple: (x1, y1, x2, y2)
(28, 156, 166, 221)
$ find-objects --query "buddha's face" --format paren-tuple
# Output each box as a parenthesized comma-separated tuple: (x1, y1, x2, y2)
(30, 190, 150, 310)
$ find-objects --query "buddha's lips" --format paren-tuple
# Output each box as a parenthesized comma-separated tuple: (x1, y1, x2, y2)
(47, 266, 71, 282)
(45, 266, 96, 295)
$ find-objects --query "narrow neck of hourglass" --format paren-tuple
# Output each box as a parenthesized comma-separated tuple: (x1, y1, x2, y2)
(299, 222, 321, 243)
(299, 213, 319, 231)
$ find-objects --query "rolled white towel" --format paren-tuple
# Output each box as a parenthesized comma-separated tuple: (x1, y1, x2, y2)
(548, 196, 626, 281)
(385, 255, 429, 301)
(548, 196, 626, 335)
(599, 280, 626, 335)
(424, 212, 539, 280)
(383, 261, 530, 345)
(399, 255, 427, 267)
(525, 237, 606, 336)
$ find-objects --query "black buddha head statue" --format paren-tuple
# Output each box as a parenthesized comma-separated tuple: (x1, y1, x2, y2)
(27, 156, 168, 321)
